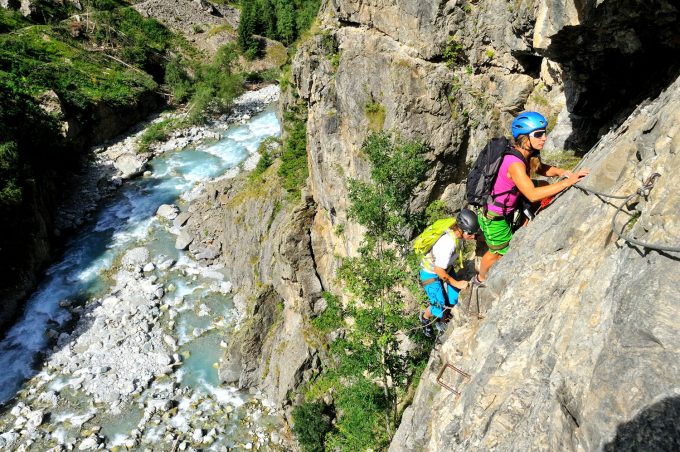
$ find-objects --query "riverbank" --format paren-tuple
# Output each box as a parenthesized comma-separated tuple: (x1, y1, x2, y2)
(0, 85, 291, 450)
(52, 84, 281, 239)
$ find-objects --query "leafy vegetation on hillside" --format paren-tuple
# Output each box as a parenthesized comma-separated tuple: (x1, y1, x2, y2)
(293, 133, 433, 451)
(237, 0, 321, 57)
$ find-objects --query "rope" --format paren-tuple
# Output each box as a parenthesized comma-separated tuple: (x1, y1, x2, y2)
(570, 173, 679, 253)
(609, 174, 680, 253)
(574, 183, 631, 199)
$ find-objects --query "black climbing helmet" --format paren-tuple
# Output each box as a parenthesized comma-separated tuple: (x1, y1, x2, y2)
(457, 208, 480, 234)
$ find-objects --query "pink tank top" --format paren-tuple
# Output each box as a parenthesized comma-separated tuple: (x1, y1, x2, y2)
(487, 154, 525, 215)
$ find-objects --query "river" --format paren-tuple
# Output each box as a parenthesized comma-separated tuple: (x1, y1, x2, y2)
(0, 90, 289, 450)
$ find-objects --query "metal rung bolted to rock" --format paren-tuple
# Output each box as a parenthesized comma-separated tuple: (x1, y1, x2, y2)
(436, 363, 471, 399)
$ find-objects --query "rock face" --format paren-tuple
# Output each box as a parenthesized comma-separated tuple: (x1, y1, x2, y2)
(264, 0, 680, 447)
(391, 69, 680, 452)
(183, 162, 323, 405)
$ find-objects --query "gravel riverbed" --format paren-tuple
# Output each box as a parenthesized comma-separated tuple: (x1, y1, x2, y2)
(0, 85, 291, 451)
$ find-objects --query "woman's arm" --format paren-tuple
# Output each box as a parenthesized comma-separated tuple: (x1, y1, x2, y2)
(536, 161, 566, 178)
(508, 162, 589, 202)
(433, 266, 469, 290)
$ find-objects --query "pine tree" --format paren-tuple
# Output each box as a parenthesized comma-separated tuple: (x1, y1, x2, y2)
(259, 0, 277, 39)
(276, 2, 296, 45)
(237, 1, 258, 57)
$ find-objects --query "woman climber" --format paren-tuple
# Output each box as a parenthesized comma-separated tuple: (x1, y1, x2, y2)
(418, 208, 480, 337)
(474, 111, 590, 285)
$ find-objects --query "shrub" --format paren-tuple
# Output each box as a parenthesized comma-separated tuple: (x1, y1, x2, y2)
(278, 105, 309, 196)
(292, 402, 334, 452)
(443, 37, 465, 68)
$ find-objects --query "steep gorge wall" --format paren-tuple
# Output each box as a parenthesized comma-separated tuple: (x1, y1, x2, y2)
(392, 68, 680, 452)
(0, 89, 163, 335)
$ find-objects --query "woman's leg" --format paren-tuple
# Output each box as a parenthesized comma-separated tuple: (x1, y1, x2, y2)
(479, 250, 502, 281)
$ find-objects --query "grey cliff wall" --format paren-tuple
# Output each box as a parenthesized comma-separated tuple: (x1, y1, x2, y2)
(182, 163, 324, 406)
(391, 69, 680, 452)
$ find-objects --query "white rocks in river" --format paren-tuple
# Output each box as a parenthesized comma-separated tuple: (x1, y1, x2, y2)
(114, 153, 147, 179)
(77, 435, 100, 450)
(122, 247, 150, 269)
(175, 231, 194, 250)
(157, 204, 180, 220)
(24, 410, 44, 430)
(158, 258, 176, 271)
(0, 432, 20, 449)
(173, 212, 191, 228)
(102, 296, 119, 308)
(143, 262, 156, 273)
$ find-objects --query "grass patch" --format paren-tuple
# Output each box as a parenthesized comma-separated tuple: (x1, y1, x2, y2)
(207, 23, 235, 37)
(364, 101, 386, 132)
(265, 41, 289, 67)
(138, 118, 178, 153)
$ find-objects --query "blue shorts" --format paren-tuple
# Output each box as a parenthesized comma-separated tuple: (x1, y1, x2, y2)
(420, 269, 460, 318)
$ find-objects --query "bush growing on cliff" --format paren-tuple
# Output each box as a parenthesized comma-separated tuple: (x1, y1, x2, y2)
(278, 104, 309, 196)
(295, 133, 432, 450)
(292, 401, 335, 452)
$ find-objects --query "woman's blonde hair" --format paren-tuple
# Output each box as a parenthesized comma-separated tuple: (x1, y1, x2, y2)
(513, 135, 541, 176)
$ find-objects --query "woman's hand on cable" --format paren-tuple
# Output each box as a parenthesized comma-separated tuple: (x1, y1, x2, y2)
(564, 168, 590, 186)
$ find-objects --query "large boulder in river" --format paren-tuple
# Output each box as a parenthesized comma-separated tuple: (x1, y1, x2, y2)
(156, 204, 179, 220)
(114, 153, 147, 179)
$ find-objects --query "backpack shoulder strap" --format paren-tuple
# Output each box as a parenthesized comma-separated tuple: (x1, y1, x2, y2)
(504, 146, 528, 167)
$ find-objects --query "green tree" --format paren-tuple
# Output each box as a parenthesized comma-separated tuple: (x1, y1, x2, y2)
(298, 133, 430, 451)
(259, 0, 277, 38)
(275, 2, 296, 45)
(237, 1, 259, 57)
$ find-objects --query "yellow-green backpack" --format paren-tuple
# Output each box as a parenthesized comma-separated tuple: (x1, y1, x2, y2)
(413, 218, 462, 267)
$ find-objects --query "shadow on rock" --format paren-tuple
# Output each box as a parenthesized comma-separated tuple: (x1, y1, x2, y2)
(604, 396, 680, 452)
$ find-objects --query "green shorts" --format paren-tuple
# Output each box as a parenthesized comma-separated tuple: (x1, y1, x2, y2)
(477, 210, 513, 255)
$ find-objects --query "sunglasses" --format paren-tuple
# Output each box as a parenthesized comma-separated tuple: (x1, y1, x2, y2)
(529, 130, 547, 138)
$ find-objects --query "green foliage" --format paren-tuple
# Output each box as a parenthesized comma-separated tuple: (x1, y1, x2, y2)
(424, 200, 449, 224)
(276, 2, 296, 46)
(311, 292, 343, 333)
(485, 48, 495, 59)
(325, 379, 390, 451)
(251, 136, 280, 178)
(138, 118, 177, 153)
(278, 104, 308, 196)
(443, 37, 465, 68)
(0, 9, 30, 33)
(348, 133, 428, 242)
(292, 402, 334, 452)
(0, 141, 21, 206)
(237, 0, 261, 57)
(236, 0, 321, 57)
(186, 44, 244, 123)
(0, 78, 62, 207)
(293, 133, 431, 450)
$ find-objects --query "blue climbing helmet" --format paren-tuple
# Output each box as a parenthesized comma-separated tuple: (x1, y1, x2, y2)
(511, 111, 548, 139)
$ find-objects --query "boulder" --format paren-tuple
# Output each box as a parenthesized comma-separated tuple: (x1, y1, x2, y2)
(156, 204, 179, 220)
(175, 231, 193, 250)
